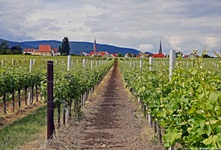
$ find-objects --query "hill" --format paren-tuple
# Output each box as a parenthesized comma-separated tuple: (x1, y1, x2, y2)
(0, 39, 152, 55)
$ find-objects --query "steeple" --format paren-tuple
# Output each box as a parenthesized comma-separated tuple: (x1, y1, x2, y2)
(93, 39, 97, 53)
(158, 40, 162, 54)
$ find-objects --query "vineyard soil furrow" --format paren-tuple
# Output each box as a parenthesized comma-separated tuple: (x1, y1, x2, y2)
(46, 61, 163, 150)
(79, 61, 162, 150)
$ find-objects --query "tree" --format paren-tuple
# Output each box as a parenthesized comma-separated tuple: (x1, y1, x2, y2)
(117, 53, 123, 57)
(127, 52, 132, 57)
(60, 37, 70, 55)
(0, 40, 9, 50)
(58, 45, 62, 54)
(5, 49, 12, 54)
(203, 54, 213, 58)
(175, 51, 183, 58)
(10, 44, 22, 54)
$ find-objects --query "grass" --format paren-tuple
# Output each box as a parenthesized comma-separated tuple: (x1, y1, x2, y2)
(0, 106, 47, 149)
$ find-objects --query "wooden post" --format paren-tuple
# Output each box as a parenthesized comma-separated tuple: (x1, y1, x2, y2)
(47, 61, 55, 140)
(3, 93, 6, 114)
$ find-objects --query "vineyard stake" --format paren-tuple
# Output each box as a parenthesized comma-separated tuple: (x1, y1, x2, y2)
(139, 60, 142, 69)
(91, 60, 93, 68)
(149, 57, 153, 71)
(169, 50, 176, 81)
(148, 57, 153, 125)
(28, 59, 33, 105)
(47, 61, 55, 140)
(83, 59, 86, 69)
(138, 60, 142, 106)
(66, 55, 72, 123)
(169, 50, 175, 150)
(12, 59, 14, 66)
(67, 55, 71, 71)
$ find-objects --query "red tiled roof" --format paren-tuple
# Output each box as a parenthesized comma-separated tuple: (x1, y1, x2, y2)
(137, 54, 149, 58)
(98, 52, 108, 56)
(23, 48, 37, 52)
(111, 54, 117, 57)
(39, 45, 52, 52)
(52, 48, 58, 53)
(152, 54, 164, 58)
(90, 52, 96, 56)
(184, 55, 189, 58)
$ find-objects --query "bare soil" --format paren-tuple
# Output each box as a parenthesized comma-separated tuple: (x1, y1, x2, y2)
(45, 61, 164, 150)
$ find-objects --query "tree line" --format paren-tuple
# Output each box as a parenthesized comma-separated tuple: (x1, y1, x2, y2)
(0, 37, 70, 55)
(0, 40, 22, 54)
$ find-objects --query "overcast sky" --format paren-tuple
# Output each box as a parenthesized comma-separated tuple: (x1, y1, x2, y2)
(0, 0, 221, 55)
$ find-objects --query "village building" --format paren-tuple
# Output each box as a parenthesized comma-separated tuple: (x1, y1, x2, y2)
(184, 53, 199, 58)
(136, 41, 164, 58)
(111, 53, 117, 57)
(89, 39, 109, 57)
(23, 48, 38, 54)
(137, 53, 150, 58)
(23, 44, 60, 56)
(152, 40, 165, 58)
(80, 52, 89, 56)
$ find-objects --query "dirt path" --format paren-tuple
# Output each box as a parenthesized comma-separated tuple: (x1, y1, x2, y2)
(47, 61, 163, 150)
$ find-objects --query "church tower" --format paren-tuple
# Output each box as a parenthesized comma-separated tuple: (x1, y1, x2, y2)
(158, 40, 162, 54)
(93, 39, 97, 54)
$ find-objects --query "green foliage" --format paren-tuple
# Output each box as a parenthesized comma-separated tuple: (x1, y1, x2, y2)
(175, 51, 183, 58)
(0, 41, 22, 54)
(117, 53, 123, 57)
(0, 63, 44, 96)
(39, 57, 114, 118)
(127, 52, 132, 57)
(0, 40, 9, 50)
(60, 37, 70, 55)
(0, 56, 113, 148)
(119, 56, 221, 149)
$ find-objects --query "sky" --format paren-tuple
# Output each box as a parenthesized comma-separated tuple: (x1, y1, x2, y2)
(0, 0, 221, 55)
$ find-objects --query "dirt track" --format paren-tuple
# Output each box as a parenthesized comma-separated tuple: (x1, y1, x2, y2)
(46, 60, 163, 150)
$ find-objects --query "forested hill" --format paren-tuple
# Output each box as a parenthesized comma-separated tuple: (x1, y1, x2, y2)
(0, 39, 152, 55)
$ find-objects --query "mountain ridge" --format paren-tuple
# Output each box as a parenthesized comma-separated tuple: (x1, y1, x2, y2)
(0, 38, 152, 55)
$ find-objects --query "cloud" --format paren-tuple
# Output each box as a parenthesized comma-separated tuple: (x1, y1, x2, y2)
(166, 36, 183, 51)
(178, 1, 221, 18)
(205, 37, 219, 48)
(138, 44, 154, 52)
(0, 0, 43, 41)
(0, 0, 221, 55)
